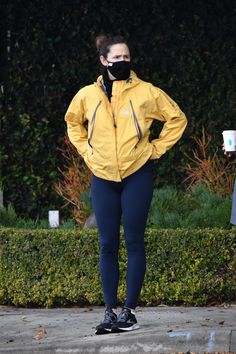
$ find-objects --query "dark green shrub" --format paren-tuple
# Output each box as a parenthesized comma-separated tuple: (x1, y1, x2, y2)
(147, 185, 232, 228)
(0, 204, 29, 228)
(0, 227, 235, 307)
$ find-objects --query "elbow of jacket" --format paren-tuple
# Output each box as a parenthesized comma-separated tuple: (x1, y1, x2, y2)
(182, 111, 188, 123)
(178, 112, 188, 129)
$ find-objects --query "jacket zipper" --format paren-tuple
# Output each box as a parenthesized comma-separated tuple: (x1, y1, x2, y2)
(112, 112, 117, 128)
(100, 80, 117, 128)
(88, 101, 102, 148)
(129, 100, 143, 146)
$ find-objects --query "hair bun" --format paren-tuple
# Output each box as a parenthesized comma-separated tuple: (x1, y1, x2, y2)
(95, 34, 110, 52)
(95, 34, 128, 57)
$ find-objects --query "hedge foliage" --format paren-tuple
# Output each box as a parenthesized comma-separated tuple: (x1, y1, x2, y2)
(147, 185, 232, 229)
(1, 0, 236, 218)
(0, 227, 235, 307)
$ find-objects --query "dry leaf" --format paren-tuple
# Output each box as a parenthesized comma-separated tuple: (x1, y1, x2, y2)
(83, 307, 93, 312)
(33, 327, 47, 340)
(22, 316, 31, 322)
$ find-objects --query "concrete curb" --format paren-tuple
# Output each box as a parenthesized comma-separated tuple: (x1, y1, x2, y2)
(0, 305, 235, 353)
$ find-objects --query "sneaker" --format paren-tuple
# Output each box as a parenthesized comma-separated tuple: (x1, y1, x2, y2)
(95, 309, 117, 335)
(111, 307, 139, 332)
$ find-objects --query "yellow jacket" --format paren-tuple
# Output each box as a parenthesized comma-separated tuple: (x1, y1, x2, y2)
(65, 71, 187, 181)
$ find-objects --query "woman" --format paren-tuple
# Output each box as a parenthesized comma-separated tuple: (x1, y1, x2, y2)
(65, 34, 187, 334)
(224, 148, 236, 225)
(231, 179, 236, 225)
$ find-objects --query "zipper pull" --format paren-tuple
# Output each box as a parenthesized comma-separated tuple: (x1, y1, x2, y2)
(112, 112, 117, 128)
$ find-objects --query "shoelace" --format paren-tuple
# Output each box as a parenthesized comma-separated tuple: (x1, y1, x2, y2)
(117, 309, 130, 322)
(104, 311, 116, 323)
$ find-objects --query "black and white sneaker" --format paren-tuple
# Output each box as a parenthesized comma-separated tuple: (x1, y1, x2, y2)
(111, 307, 139, 332)
(95, 309, 117, 335)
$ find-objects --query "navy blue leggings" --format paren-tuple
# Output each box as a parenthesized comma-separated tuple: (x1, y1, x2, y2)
(91, 161, 153, 309)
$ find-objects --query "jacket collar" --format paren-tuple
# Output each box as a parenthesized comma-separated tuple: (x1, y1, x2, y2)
(95, 71, 140, 91)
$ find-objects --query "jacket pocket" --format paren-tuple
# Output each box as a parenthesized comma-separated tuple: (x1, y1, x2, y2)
(129, 100, 143, 146)
(88, 101, 102, 148)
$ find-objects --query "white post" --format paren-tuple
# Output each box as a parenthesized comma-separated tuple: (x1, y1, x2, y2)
(48, 210, 60, 228)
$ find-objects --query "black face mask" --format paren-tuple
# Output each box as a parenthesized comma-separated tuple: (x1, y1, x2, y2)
(106, 60, 131, 80)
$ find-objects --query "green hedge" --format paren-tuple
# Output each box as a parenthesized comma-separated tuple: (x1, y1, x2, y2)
(0, 227, 235, 307)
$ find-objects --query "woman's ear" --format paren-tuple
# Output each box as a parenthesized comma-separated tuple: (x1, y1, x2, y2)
(100, 55, 107, 66)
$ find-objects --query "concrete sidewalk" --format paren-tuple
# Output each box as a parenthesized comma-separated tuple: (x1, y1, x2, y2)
(0, 305, 235, 353)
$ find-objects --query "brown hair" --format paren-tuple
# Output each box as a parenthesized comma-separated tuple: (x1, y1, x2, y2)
(95, 34, 129, 58)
